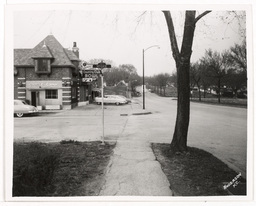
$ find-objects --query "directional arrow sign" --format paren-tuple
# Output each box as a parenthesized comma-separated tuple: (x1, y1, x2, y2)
(93, 64, 111, 69)
(84, 73, 98, 79)
(82, 78, 93, 82)
(82, 69, 102, 74)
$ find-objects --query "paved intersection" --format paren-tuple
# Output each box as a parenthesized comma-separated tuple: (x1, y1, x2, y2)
(14, 93, 248, 191)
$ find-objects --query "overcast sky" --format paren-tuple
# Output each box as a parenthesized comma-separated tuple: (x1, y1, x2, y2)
(13, 8, 246, 76)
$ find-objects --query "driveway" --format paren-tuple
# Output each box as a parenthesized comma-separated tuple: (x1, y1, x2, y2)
(14, 103, 132, 143)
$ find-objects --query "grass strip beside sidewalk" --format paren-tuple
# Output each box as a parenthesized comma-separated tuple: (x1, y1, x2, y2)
(190, 98, 247, 108)
(13, 141, 115, 196)
(152, 143, 246, 196)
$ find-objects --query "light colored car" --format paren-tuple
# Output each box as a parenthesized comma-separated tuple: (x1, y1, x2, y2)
(95, 95, 127, 105)
(14, 99, 39, 117)
(115, 95, 132, 104)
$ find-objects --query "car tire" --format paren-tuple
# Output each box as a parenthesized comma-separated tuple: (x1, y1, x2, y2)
(16, 113, 24, 118)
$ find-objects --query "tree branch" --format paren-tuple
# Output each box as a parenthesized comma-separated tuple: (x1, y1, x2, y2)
(194, 11, 212, 23)
(162, 11, 180, 63)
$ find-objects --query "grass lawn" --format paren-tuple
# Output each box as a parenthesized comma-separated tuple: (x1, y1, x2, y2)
(13, 141, 115, 196)
(13, 140, 246, 196)
(152, 143, 246, 196)
(191, 97, 247, 108)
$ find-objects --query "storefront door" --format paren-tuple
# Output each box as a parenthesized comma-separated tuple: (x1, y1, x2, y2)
(31, 91, 37, 107)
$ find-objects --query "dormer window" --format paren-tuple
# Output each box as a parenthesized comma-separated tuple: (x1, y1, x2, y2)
(32, 42, 53, 74)
(35, 59, 51, 74)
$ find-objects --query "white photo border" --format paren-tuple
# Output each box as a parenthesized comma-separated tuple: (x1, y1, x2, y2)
(2, 1, 255, 205)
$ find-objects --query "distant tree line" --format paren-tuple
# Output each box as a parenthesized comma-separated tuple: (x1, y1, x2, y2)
(89, 59, 142, 94)
(189, 40, 247, 102)
(145, 40, 247, 102)
(145, 73, 177, 96)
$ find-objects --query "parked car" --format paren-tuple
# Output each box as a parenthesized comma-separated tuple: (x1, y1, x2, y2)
(133, 91, 141, 97)
(95, 95, 127, 105)
(14, 99, 39, 117)
(237, 90, 247, 99)
(115, 95, 132, 104)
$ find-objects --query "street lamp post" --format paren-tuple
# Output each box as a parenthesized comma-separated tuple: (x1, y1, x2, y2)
(142, 45, 160, 110)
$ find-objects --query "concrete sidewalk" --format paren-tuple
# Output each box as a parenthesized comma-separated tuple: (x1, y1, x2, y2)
(99, 102, 173, 196)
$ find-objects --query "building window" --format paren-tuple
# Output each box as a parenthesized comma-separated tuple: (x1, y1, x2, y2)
(46, 90, 58, 99)
(35, 59, 51, 74)
(38, 59, 48, 71)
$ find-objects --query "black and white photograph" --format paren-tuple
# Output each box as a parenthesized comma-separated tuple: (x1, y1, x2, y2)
(1, 0, 255, 205)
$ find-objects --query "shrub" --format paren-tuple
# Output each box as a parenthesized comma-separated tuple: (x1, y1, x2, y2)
(13, 142, 59, 196)
(60, 140, 81, 144)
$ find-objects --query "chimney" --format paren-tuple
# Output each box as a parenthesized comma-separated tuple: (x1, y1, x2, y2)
(72, 42, 79, 58)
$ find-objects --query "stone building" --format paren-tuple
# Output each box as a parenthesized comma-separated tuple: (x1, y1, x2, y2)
(14, 34, 91, 110)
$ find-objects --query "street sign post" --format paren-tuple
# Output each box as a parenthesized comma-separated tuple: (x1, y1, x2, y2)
(101, 75, 104, 144)
(92, 61, 111, 145)
(79, 61, 111, 144)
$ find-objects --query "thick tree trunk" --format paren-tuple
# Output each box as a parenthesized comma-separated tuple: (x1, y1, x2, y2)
(170, 11, 196, 153)
(163, 10, 211, 153)
(170, 61, 190, 152)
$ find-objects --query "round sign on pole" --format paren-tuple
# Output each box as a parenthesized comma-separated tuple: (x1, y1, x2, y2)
(80, 60, 87, 69)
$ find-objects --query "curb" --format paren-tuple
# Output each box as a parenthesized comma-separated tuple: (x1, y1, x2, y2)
(132, 111, 152, 115)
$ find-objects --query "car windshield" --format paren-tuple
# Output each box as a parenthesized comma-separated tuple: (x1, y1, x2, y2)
(22, 101, 28, 105)
(14, 100, 28, 105)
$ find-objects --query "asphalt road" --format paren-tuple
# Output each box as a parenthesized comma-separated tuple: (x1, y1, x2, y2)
(137, 92, 247, 178)
(14, 92, 247, 178)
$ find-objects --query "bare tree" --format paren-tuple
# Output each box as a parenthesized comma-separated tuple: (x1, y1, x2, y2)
(162, 11, 211, 153)
(226, 40, 247, 73)
(155, 73, 171, 96)
(102, 63, 140, 86)
(201, 49, 228, 103)
(224, 68, 247, 96)
(190, 62, 202, 101)
(170, 72, 177, 88)
(223, 40, 247, 96)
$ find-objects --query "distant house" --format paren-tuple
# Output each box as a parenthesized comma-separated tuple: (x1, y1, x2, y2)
(14, 35, 91, 110)
(104, 80, 131, 98)
(116, 80, 128, 87)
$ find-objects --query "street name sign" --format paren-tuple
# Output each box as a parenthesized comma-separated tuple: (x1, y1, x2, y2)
(81, 69, 102, 83)
(82, 69, 102, 75)
(84, 73, 98, 79)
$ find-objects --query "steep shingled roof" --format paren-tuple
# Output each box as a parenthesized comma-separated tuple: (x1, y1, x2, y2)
(33, 35, 74, 67)
(14, 49, 34, 66)
(14, 35, 79, 67)
(64, 48, 80, 61)
(31, 43, 53, 58)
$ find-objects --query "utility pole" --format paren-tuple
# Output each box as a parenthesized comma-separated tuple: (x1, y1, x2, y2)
(142, 49, 145, 110)
(142, 45, 160, 110)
